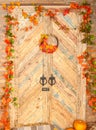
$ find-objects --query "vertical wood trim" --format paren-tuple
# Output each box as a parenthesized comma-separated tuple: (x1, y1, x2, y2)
(76, 13, 86, 120)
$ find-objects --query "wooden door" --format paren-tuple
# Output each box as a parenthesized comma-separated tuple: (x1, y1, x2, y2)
(10, 6, 86, 130)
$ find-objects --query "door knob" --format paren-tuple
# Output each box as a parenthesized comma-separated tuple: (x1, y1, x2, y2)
(48, 74, 56, 86)
(39, 74, 47, 86)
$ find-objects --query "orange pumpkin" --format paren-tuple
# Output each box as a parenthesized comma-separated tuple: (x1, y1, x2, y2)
(66, 128, 75, 130)
(73, 119, 87, 130)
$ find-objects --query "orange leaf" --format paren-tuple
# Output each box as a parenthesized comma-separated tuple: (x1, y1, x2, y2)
(1, 97, 6, 105)
(5, 45, 11, 53)
(7, 6, 15, 13)
(3, 111, 9, 117)
(0, 121, 3, 127)
(7, 98, 11, 103)
(70, 2, 79, 9)
(86, 89, 91, 96)
(29, 26, 32, 29)
(33, 19, 38, 25)
(5, 127, 10, 130)
(78, 59, 83, 64)
(86, 77, 90, 82)
(37, 6, 43, 12)
(77, 55, 84, 59)
(22, 10, 28, 19)
(29, 16, 34, 22)
(25, 27, 29, 31)
(82, 64, 88, 68)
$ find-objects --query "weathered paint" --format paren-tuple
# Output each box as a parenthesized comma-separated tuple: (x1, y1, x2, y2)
(8, 6, 86, 129)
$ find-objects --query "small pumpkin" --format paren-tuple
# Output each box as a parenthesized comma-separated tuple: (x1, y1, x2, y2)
(66, 128, 75, 130)
(73, 119, 87, 130)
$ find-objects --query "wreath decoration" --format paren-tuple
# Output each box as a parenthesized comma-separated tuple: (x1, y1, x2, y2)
(39, 34, 58, 53)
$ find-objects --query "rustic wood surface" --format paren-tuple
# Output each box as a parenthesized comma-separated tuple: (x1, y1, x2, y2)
(0, 0, 95, 5)
(7, 6, 87, 129)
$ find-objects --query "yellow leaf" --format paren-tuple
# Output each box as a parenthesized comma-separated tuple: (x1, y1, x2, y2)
(54, 128, 58, 130)
(32, 3, 35, 6)
(2, 3, 7, 9)
(41, 34, 48, 39)
(15, 2, 20, 6)
(10, 2, 14, 5)
(22, 11, 28, 19)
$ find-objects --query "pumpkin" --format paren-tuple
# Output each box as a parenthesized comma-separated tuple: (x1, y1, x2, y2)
(66, 128, 75, 130)
(73, 119, 87, 130)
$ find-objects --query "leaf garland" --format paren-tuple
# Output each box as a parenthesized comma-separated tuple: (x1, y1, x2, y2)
(0, 12, 18, 130)
(78, 50, 96, 111)
(1, 1, 96, 129)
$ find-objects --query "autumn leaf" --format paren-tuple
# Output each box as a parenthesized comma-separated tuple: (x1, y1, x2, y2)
(2, 3, 7, 10)
(54, 128, 58, 130)
(5, 45, 11, 54)
(7, 5, 15, 13)
(24, 27, 28, 31)
(15, 2, 20, 7)
(22, 10, 28, 19)
(0, 121, 3, 127)
(6, 98, 11, 103)
(29, 26, 32, 29)
(78, 59, 83, 64)
(63, 8, 70, 16)
(88, 97, 96, 108)
(10, 2, 14, 5)
(70, 2, 79, 9)
(46, 10, 56, 18)
(82, 64, 88, 68)
(33, 19, 38, 25)
(29, 16, 34, 22)
(35, 5, 43, 15)
(5, 88, 10, 93)
(1, 97, 6, 105)
(4, 39, 10, 44)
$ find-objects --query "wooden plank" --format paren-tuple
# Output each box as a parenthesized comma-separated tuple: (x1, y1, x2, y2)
(9, 6, 86, 129)
(0, 0, 71, 5)
(12, 125, 51, 130)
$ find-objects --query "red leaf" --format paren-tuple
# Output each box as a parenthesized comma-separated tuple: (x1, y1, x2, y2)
(63, 8, 70, 16)
(4, 39, 10, 44)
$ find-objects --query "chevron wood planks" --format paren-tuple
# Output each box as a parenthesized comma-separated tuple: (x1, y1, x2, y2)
(9, 6, 86, 129)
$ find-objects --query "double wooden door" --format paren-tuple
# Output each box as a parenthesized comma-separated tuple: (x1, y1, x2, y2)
(10, 6, 86, 130)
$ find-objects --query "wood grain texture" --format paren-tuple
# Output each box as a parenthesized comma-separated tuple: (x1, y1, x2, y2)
(9, 6, 87, 129)
(0, 0, 80, 5)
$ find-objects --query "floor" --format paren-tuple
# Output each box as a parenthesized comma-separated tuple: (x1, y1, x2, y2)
(12, 125, 51, 130)
(11, 123, 96, 130)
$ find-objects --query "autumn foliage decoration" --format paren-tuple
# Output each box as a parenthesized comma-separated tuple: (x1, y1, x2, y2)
(1, 1, 96, 129)
(70, 2, 95, 45)
(74, 1, 96, 111)
(22, 5, 44, 26)
(39, 34, 58, 53)
(0, 12, 18, 130)
(78, 51, 96, 111)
